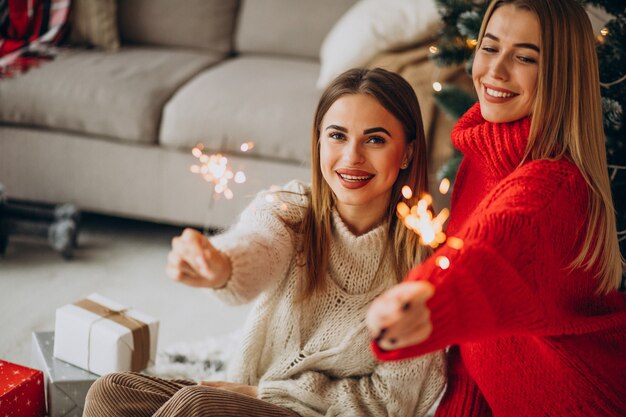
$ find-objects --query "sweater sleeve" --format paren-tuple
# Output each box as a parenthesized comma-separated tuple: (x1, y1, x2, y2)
(208, 181, 308, 305)
(257, 351, 446, 417)
(373, 161, 626, 361)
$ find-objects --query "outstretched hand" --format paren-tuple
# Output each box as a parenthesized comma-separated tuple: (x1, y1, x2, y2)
(166, 228, 231, 289)
(366, 281, 435, 351)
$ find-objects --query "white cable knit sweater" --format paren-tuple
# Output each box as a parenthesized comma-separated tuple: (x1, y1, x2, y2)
(209, 181, 445, 417)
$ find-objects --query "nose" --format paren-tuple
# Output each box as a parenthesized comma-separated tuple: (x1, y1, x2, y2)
(489, 54, 509, 80)
(342, 140, 365, 166)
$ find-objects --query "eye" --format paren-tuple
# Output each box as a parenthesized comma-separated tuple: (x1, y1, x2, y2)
(517, 56, 537, 64)
(481, 46, 498, 53)
(329, 131, 345, 140)
(366, 136, 386, 144)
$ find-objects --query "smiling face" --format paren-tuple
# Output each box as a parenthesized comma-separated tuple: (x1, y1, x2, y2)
(472, 4, 540, 123)
(319, 93, 410, 224)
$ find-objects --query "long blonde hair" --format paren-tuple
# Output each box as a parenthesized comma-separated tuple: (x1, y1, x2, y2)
(297, 68, 430, 299)
(479, 0, 624, 293)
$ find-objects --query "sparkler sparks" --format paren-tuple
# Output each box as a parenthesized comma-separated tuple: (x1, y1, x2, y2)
(398, 179, 464, 269)
(190, 143, 249, 200)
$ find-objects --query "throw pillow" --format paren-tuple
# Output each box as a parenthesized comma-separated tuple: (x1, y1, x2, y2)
(67, 0, 120, 51)
(317, 0, 441, 89)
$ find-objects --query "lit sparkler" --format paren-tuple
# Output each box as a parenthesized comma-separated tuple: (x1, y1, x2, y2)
(190, 143, 249, 200)
(398, 179, 464, 269)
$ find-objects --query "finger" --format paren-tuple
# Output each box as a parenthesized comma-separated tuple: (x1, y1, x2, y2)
(366, 295, 403, 338)
(378, 319, 433, 350)
(393, 281, 435, 309)
(366, 282, 434, 338)
(166, 252, 198, 276)
(172, 235, 208, 275)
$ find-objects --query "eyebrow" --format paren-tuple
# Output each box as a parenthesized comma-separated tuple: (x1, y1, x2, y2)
(484, 33, 540, 52)
(325, 124, 392, 136)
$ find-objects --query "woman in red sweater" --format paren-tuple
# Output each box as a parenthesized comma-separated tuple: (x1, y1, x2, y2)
(366, 0, 626, 415)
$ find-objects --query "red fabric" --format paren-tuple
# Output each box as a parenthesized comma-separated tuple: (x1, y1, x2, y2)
(372, 103, 626, 416)
(0, 360, 45, 417)
(0, 0, 70, 78)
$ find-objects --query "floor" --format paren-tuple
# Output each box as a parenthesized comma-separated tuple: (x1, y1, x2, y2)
(0, 213, 252, 368)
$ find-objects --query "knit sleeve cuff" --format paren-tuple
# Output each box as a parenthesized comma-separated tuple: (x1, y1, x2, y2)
(373, 242, 544, 361)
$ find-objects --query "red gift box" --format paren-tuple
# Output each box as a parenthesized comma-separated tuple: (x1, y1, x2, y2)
(0, 360, 45, 417)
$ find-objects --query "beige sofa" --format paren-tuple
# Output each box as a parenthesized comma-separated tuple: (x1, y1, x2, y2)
(0, 0, 456, 228)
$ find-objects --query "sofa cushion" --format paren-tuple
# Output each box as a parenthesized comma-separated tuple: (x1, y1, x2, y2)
(0, 47, 223, 144)
(235, 0, 357, 59)
(118, 0, 240, 53)
(67, 0, 120, 51)
(160, 56, 321, 163)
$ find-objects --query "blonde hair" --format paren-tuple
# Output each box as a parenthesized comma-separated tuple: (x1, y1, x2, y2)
(479, 0, 624, 293)
(296, 68, 430, 299)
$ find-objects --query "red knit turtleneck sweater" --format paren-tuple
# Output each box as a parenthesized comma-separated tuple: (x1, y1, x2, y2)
(373, 104, 626, 416)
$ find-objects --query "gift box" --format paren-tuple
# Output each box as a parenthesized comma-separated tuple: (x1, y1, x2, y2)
(53, 293, 159, 376)
(0, 360, 45, 417)
(31, 331, 98, 417)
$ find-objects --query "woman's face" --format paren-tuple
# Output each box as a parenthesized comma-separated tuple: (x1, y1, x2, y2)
(472, 4, 540, 123)
(319, 93, 409, 219)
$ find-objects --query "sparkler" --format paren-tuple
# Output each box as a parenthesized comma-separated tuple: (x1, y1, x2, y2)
(398, 179, 464, 269)
(190, 143, 248, 200)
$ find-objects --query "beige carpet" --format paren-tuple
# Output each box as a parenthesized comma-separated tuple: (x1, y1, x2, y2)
(0, 213, 251, 368)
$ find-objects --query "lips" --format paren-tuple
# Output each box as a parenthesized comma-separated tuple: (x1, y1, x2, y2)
(336, 169, 374, 189)
(482, 83, 518, 103)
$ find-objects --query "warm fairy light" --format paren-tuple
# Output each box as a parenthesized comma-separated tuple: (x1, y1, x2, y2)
(439, 178, 451, 195)
(436, 256, 450, 270)
(190, 144, 246, 198)
(433, 82, 443, 92)
(240, 142, 255, 152)
(429, 45, 438, 54)
(600, 27, 609, 36)
(402, 185, 413, 199)
(466, 39, 478, 47)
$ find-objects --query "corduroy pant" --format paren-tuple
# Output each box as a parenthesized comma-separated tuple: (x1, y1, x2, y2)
(83, 372, 300, 417)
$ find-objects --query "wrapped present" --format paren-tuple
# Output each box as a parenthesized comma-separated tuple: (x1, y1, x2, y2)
(31, 331, 98, 417)
(0, 360, 45, 417)
(53, 293, 159, 376)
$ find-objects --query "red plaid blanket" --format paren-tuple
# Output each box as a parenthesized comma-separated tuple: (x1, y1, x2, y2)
(0, 0, 70, 78)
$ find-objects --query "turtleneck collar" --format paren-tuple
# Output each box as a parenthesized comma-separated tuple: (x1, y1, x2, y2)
(329, 208, 391, 294)
(451, 103, 531, 179)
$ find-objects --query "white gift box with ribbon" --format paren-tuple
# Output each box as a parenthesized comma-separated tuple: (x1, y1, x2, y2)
(53, 293, 159, 376)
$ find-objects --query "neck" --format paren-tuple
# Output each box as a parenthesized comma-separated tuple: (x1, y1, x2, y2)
(336, 201, 387, 236)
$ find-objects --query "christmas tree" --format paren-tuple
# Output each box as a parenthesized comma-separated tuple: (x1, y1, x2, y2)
(430, 0, 625, 285)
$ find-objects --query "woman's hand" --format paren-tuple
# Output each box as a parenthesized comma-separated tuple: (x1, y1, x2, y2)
(198, 381, 258, 398)
(366, 281, 435, 350)
(166, 228, 231, 289)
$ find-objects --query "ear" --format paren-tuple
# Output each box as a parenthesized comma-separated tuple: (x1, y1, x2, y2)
(401, 142, 415, 169)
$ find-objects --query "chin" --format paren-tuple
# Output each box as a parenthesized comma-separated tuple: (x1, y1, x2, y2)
(480, 106, 526, 124)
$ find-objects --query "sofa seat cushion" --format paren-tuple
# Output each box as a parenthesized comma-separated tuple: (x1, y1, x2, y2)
(160, 56, 321, 164)
(0, 47, 223, 144)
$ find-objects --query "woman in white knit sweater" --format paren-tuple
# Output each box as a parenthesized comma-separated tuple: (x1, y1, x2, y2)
(84, 68, 445, 417)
